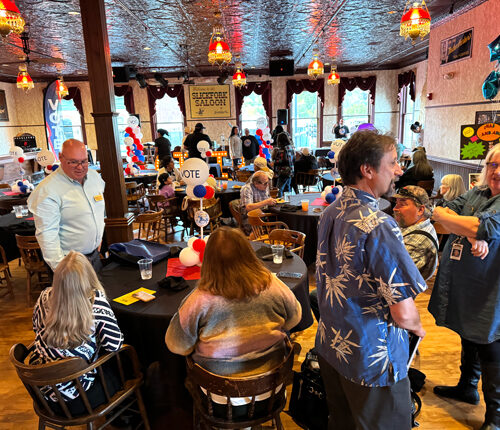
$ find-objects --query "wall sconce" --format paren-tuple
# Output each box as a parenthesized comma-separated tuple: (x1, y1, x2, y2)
(443, 72, 455, 80)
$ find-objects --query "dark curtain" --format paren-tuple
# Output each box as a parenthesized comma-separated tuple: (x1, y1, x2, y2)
(114, 85, 135, 113)
(285, 78, 325, 144)
(338, 76, 377, 121)
(234, 81, 272, 129)
(147, 85, 186, 140)
(64, 87, 87, 145)
(397, 70, 416, 103)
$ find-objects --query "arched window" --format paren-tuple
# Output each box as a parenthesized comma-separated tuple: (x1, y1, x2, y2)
(342, 87, 370, 132)
(291, 91, 318, 150)
(57, 98, 84, 156)
(241, 92, 266, 135)
(155, 96, 184, 148)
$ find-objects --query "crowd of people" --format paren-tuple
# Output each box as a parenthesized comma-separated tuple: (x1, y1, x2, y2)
(20, 124, 500, 430)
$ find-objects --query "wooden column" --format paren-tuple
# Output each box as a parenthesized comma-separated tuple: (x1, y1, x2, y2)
(79, 0, 134, 244)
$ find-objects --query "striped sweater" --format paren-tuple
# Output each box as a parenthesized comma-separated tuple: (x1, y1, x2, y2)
(30, 287, 123, 401)
(165, 275, 302, 376)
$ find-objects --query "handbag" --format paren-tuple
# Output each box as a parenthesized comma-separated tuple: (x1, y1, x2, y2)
(288, 348, 328, 430)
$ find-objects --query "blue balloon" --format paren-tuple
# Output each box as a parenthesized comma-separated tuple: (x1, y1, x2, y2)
(20, 185, 27, 193)
(193, 184, 207, 198)
(482, 71, 499, 100)
(17, 181, 23, 187)
(325, 193, 336, 204)
(488, 34, 500, 62)
(124, 133, 129, 137)
(133, 164, 139, 169)
(132, 144, 137, 150)
(138, 155, 145, 162)
(332, 187, 340, 195)
(134, 150, 141, 156)
(327, 151, 335, 159)
(52, 165, 59, 171)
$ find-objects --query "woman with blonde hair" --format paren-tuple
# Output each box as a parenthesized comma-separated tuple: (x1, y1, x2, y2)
(166, 227, 301, 376)
(439, 174, 466, 202)
(30, 251, 123, 414)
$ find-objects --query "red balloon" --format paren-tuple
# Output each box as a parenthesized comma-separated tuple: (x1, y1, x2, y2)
(125, 167, 131, 175)
(209, 174, 214, 178)
(136, 143, 144, 151)
(133, 138, 140, 145)
(46, 164, 53, 170)
(132, 156, 139, 162)
(256, 129, 263, 136)
(126, 146, 130, 151)
(192, 239, 206, 253)
(18, 157, 24, 163)
(205, 186, 215, 199)
(139, 165, 146, 170)
(125, 127, 133, 134)
(128, 132, 136, 139)
(205, 150, 212, 157)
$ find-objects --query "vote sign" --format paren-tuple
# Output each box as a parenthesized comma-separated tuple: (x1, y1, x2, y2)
(181, 157, 209, 186)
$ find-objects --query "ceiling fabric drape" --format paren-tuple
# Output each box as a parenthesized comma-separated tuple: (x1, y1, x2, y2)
(114, 85, 135, 114)
(234, 82, 272, 129)
(397, 70, 416, 103)
(147, 85, 186, 141)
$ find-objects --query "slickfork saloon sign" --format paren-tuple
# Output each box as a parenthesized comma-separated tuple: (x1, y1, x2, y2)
(189, 85, 231, 119)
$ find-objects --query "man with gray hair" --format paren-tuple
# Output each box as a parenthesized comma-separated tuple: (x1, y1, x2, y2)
(393, 185, 439, 280)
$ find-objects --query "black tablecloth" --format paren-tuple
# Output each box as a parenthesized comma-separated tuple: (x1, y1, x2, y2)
(175, 181, 245, 218)
(321, 172, 341, 187)
(0, 191, 29, 215)
(270, 193, 391, 266)
(124, 171, 158, 186)
(0, 212, 35, 261)
(100, 241, 312, 429)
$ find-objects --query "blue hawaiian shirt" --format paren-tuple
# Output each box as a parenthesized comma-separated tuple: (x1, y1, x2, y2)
(315, 186, 427, 387)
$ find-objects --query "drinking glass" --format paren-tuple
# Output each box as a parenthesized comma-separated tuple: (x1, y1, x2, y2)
(301, 199, 309, 212)
(138, 258, 153, 280)
(222, 181, 228, 190)
(21, 205, 29, 217)
(13, 206, 23, 218)
(271, 244, 285, 264)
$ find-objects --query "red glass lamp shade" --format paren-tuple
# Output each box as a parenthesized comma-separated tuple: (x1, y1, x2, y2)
(17, 67, 34, 92)
(400, 1, 431, 43)
(208, 38, 232, 67)
(0, 0, 25, 37)
(327, 70, 340, 86)
(307, 57, 324, 79)
(232, 70, 246, 88)
(56, 78, 69, 98)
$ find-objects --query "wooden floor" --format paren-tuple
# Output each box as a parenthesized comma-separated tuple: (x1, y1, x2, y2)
(0, 230, 486, 429)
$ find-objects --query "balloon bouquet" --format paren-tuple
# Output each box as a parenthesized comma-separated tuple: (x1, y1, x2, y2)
(321, 143, 343, 204)
(178, 157, 216, 267)
(123, 116, 146, 176)
(482, 34, 500, 100)
(255, 117, 273, 161)
(7, 146, 38, 194)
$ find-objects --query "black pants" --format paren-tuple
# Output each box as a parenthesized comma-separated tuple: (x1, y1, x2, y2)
(318, 354, 412, 430)
(85, 249, 102, 273)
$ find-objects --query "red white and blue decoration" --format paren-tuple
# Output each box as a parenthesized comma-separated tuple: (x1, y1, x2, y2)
(321, 185, 343, 204)
(255, 117, 273, 160)
(124, 116, 146, 176)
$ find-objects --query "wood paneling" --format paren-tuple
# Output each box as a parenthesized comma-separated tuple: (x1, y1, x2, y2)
(428, 155, 483, 192)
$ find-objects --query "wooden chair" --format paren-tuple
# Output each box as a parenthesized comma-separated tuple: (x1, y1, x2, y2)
(247, 209, 289, 242)
(186, 198, 223, 235)
(15, 235, 52, 306)
(295, 169, 320, 192)
(185, 339, 297, 430)
(270, 187, 279, 198)
(125, 182, 146, 212)
(268, 229, 306, 259)
(0, 183, 11, 189)
(229, 199, 243, 230)
(134, 210, 163, 242)
(147, 194, 185, 238)
(0, 245, 13, 298)
(10, 343, 150, 430)
(416, 179, 435, 197)
(235, 170, 252, 183)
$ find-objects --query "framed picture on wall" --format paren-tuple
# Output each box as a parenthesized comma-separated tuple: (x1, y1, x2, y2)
(0, 90, 9, 121)
(475, 111, 498, 125)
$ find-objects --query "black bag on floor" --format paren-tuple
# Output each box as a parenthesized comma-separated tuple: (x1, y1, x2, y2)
(288, 348, 328, 430)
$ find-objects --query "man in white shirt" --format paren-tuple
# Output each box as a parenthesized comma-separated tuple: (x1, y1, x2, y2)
(28, 139, 106, 271)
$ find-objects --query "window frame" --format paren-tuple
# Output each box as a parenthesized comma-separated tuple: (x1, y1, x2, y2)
(290, 91, 320, 150)
(340, 87, 372, 132)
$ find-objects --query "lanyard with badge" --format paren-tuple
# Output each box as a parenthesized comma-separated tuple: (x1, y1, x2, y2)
(450, 236, 464, 261)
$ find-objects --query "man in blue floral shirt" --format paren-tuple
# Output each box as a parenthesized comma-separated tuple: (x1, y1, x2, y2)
(315, 130, 427, 429)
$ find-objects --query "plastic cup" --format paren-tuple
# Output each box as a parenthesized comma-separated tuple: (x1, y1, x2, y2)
(13, 205, 23, 218)
(21, 205, 29, 217)
(138, 258, 153, 280)
(271, 244, 284, 264)
(301, 199, 309, 212)
(222, 182, 228, 190)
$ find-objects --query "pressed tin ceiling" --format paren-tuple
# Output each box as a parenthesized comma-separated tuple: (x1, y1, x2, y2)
(0, 0, 485, 82)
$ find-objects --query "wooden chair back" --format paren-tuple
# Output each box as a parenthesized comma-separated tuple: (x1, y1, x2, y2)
(185, 338, 296, 429)
(235, 170, 252, 183)
(229, 199, 243, 229)
(247, 209, 289, 242)
(0, 183, 11, 189)
(270, 187, 279, 198)
(295, 169, 320, 192)
(268, 229, 306, 259)
(416, 179, 435, 197)
(0, 244, 13, 298)
(186, 198, 223, 233)
(125, 182, 146, 211)
(10, 343, 150, 429)
(135, 210, 163, 242)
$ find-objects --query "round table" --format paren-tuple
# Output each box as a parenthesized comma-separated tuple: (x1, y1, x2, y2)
(174, 180, 245, 218)
(100, 241, 312, 429)
(270, 192, 391, 266)
(0, 190, 29, 215)
(0, 212, 35, 261)
(124, 170, 158, 186)
(321, 172, 341, 187)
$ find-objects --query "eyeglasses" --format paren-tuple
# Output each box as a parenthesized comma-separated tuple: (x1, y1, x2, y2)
(486, 162, 499, 170)
(66, 160, 89, 167)
(256, 181, 269, 186)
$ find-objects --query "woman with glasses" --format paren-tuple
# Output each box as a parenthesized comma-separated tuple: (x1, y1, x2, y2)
(429, 145, 500, 430)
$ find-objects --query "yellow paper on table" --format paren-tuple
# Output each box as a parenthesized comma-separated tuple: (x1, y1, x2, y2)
(113, 287, 157, 305)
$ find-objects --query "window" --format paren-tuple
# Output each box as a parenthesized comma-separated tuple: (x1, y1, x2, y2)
(399, 85, 416, 148)
(156, 96, 184, 149)
(341, 87, 370, 132)
(291, 91, 318, 150)
(56, 98, 84, 156)
(114, 96, 130, 156)
(241, 92, 266, 135)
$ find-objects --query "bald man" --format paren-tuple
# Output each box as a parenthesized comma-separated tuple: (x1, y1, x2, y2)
(28, 139, 105, 271)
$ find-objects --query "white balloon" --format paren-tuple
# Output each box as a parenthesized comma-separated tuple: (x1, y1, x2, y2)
(264, 126, 270, 134)
(136, 132, 143, 139)
(179, 247, 200, 267)
(9, 146, 23, 157)
(187, 237, 197, 248)
(36, 149, 56, 167)
(256, 117, 267, 129)
(263, 133, 272, 141)
(185, 185, 196, 199)
(197, 140, 210, 152)
(324, 186, 332, 194)
(126, 156, 132, 162)
(127, 116, 139, 127)
(321, 191, 326, 201)
(124, 136, 134, 145)
(181, 158, 209, 186)
(200, 151, 207, 159)
(203, 235, 210, 243)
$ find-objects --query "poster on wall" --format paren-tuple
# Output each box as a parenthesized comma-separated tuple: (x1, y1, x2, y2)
(0, 90, 9, 121)
(476, 111, 499, 125)
(460, 123, 500, 160)
(440, 28, 473, 65)
(43, 80, 65, 159)
(189, 85, 231, 119)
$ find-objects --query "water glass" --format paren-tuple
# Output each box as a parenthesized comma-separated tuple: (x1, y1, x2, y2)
(138, 258, 153, 280)
(21, 205, 29, 217)
(271, 244, 285, 264)
(13, 205, 23, 218)
(301, 199, 309, 212)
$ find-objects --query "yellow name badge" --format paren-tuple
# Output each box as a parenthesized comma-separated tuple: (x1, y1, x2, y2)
(94, 194, 103, 202)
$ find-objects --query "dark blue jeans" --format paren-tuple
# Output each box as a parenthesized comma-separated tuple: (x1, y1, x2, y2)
(276, 176, 291, 197)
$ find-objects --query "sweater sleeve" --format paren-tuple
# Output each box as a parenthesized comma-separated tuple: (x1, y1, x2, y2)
(273, 277, 302, 331)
